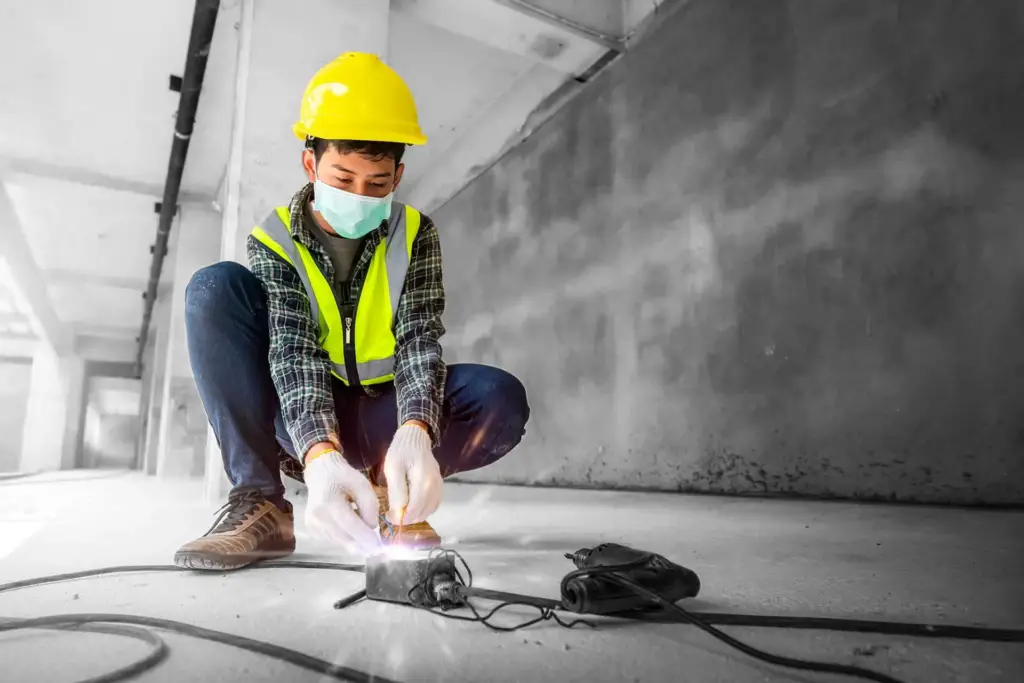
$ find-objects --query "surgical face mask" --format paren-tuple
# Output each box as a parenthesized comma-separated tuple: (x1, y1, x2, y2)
(312, 170, 393, 239)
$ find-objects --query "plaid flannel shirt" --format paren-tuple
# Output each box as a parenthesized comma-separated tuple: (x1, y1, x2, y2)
(246, 183, 447, 460)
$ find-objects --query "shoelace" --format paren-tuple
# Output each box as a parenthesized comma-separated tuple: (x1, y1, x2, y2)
(203, 491, 264, 536)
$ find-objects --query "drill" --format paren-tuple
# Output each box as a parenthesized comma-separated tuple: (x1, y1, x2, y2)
(560, 543, 701, 615)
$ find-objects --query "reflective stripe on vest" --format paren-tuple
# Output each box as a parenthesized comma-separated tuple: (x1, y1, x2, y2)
(250, 203, 421, 385)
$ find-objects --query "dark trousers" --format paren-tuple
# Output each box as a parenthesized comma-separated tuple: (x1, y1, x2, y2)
(184, 261, 530, 501)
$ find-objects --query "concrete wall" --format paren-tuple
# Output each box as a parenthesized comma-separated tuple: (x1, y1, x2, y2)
(433, 0, 1024, 504)
(83, 412, 139, 470)
(0, 360, 32, 472)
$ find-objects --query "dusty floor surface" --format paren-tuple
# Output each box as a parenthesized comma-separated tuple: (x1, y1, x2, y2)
(0, 470, 1021, 682)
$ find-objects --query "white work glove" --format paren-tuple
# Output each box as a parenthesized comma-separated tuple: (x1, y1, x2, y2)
(382, 424, 443, 525)
(303, 451, 381, 554)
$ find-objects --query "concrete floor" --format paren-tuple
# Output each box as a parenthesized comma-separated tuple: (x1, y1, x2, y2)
(0, 471, 1021, 683)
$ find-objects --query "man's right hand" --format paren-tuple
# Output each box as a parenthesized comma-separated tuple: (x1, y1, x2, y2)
(302, 450, 381, 554)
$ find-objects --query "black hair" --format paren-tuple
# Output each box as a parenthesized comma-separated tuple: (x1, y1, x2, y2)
(305, 137, 406, 166)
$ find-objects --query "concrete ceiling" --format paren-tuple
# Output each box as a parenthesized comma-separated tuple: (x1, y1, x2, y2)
(0, 0, 669, 365)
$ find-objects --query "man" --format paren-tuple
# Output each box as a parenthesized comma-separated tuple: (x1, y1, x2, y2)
(174, 52, 530, 571)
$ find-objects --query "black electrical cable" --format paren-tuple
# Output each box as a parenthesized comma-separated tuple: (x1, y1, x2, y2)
(0, 565, 364, 593)
(0, 617, 169, 683)
(597, 569, 906, 683)
(432, 554, 1024, 683)
(458, 585, 563, 610)
(0, 613, 399, 683)
(561, 560, 917, 682)
(0, 560, 364, 595)
(407, 549, 596, 632)
(613, 609, 1024, 642)
(0, 560, 385, 683)
(4, 554, 1023, 683)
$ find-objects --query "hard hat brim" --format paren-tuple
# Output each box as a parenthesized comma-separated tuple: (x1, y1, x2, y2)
(293, 122, 427, 146)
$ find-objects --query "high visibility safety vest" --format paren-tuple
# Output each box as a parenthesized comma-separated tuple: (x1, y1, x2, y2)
(250, 203, 422, 387)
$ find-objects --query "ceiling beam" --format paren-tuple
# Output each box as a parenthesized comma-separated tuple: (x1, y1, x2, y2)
(44, 269, 148, 292)
(392, 0, 609, 75)
(0, 182, 71, 354)
(0, 338, 37, 360)
(86, 360, 138, 379)
(404, 62, 578, 213)
(72, 323, 139, 340)
(0, 156, 214, 205)
(489, 0, 624, 52)
(74, 335, 136, 363)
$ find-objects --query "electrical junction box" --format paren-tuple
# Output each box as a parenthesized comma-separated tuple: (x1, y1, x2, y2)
(364, 553, 458, 607)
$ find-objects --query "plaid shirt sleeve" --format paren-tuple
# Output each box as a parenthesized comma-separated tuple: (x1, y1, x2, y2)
(393, 214, 447, 445)
(246, 235, 340, 458)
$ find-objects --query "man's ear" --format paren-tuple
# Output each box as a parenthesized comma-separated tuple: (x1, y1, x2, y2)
(301, 149, 317, 184)
(392, 163, 405, 193)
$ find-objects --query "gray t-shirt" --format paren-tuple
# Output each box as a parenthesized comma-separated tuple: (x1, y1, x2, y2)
(305, 205, 363, 292)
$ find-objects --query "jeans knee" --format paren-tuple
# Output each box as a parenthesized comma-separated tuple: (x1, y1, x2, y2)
(185, 262, 259, 322)
(499, 372, 530, 429)
(481, 369, 530, 448)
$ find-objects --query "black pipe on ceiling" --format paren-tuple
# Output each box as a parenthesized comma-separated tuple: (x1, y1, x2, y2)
(134, 0, 220, 378)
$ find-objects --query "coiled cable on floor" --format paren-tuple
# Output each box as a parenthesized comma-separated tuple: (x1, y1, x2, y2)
(0, 561, 387, 683)
(0, 613, 397, 683)
(2, 559, 1023, 683)
(0, 616, 168, 683)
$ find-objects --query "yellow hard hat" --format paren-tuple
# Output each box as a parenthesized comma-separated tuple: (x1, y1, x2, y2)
(293, 52, 427, 145)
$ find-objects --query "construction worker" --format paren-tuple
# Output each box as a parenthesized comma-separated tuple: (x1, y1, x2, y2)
(174, 53, 530, 570)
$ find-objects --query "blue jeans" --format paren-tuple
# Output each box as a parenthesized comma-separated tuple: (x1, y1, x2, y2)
(184, 261, 530, 501)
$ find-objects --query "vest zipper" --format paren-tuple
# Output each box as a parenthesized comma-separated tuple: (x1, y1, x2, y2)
(342, 303, 362, 390)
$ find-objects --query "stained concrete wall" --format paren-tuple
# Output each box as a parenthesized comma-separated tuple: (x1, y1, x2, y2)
(0, 360, 32, 472)
(433, 0, 1024, 504)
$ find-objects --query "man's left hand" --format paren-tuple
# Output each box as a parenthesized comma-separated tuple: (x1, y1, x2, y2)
(382, 421, 443, 525)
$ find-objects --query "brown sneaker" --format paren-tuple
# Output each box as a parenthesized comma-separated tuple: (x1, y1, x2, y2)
(373, 485, 442, 549)
(174, 490, 295, 570)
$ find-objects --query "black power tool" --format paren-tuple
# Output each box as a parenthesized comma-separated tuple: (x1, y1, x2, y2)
(560, 543, 701, 615)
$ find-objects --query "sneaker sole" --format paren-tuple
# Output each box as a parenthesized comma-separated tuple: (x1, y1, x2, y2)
(173, 537, 296, 571)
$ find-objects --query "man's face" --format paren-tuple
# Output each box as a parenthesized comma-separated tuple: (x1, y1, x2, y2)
(302, 146, 404, 199)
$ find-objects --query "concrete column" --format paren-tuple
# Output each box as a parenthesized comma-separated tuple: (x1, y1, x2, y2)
(205, 0, 392, 503)
(141, 287, 173, 474)
(154, 206, 221, 479)
(0, 358, 32, 472)
(19, 347, 86, 473)
(59, 355, 86, 469)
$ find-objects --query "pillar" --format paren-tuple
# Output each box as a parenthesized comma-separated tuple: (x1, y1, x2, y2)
(141, 273, 174, 475)
(154, 205, 221, 479)
(19, 347, 86, 473)
(204, 0, 392, 502)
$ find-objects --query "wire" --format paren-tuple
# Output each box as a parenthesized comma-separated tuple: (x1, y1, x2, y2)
(0, 560, 364, 596)
(567, 561, 907, 683)
(458, 586, 563, 610)
(0, 616, 169, 683)
(0, 560, 381, 683)
(615, 573, 907, 683)
(559, 558, 1024, 641)
(0, 613, 400, 683)
(406, 549, 596, 632)
(611, 609, 1024, 642)
(3, 553, 1023, 683)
